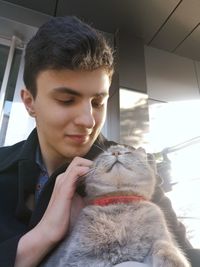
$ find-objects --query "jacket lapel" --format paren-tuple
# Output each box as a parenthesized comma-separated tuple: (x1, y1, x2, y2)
(15, 160, 40, 223)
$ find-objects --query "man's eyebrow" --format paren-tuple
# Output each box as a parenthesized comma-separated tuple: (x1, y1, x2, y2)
(52, 87, 82, 96)
(51, 87, 109, 97)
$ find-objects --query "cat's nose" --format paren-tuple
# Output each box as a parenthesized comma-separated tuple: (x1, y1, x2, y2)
(112, 151, 121, 157)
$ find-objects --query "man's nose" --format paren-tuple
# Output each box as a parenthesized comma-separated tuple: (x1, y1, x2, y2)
(74, 102, 95, 128)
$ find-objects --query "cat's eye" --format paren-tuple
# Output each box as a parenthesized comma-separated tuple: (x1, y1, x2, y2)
(124, 151, 132, 154)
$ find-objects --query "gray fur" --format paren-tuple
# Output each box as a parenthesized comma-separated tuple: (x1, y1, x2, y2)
(41, 145, 191, 267)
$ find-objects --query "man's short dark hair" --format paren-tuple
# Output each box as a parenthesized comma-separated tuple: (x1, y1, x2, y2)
(23, 16, 114, 98)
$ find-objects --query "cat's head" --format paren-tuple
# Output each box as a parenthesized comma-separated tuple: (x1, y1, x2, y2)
(85, 144, 157, 200)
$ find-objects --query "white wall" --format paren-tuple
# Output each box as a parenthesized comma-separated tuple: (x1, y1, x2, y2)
(145, 46, 200, 102)
(145, 45, 200, 152)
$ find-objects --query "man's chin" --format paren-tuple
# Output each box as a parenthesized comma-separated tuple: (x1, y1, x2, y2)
(65, 140, 94, 157)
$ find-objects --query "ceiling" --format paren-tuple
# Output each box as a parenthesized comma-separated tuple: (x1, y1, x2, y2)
(1, 0, 200, 61)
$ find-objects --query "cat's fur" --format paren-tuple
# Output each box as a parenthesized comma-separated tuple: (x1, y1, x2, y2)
(41, 145, 191, 267)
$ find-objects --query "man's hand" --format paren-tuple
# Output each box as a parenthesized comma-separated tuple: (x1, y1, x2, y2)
(15, 157, 93, 267)
(39, 156, 93, 242)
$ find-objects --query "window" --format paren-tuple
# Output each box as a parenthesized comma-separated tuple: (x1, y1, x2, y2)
(149, 100, 200, 248)
(0, 37, 22, 146)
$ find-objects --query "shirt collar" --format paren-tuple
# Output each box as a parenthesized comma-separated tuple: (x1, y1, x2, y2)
(35, 145, 47, 172)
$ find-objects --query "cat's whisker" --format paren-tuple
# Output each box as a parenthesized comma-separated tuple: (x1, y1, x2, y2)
(78, 167, 97, 180)
(156, 164, 171, 171)
(147, 160, 157, 163)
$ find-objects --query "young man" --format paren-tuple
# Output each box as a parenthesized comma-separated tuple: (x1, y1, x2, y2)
(0, 16, 198, 267)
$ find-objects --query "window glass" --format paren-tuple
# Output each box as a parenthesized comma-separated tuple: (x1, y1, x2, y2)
(149, 100, 200, 248)
(0, 45, 22, 146)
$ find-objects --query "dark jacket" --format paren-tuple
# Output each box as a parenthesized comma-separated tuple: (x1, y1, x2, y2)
(0, 129, 199, 266)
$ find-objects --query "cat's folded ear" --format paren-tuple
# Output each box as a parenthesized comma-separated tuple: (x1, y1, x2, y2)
(136, 147, 146, 155)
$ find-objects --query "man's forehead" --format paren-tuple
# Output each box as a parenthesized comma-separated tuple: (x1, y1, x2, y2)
(36, 68, 110, 95)
(51, 86, 109, 97)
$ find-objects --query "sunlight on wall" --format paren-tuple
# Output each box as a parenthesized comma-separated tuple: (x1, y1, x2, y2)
(120, 89, 148, 109)
(149, 100, 200, 152)
(120, 88, 149, 149)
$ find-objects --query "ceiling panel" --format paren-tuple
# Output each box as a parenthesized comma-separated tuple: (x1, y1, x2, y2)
(3, 0, 57, 16)
(1, 0, 200, 61)
(56, 0, 119, 33)
(118, 0, 181, 43)
(175, 24, 200, 61)
(0, 1, 52, 32)
(56, 0, 180, 39)
(150, 0, 200, 52)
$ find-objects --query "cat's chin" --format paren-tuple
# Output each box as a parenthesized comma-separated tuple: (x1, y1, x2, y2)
(105, 161, 130, 173)
(86, 183, 152, 200)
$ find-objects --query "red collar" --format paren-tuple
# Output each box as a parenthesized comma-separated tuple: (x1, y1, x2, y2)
(88, 195, 146, 206)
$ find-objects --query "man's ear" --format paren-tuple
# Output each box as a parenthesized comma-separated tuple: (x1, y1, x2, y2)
(20, 89, 36, 117)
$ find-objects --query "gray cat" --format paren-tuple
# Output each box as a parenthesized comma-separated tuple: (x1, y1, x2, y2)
(41, 145, 191, 267)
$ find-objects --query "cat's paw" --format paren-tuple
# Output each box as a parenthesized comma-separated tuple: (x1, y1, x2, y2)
(152, 241, 191, 267)
(153, 255, 190, 267)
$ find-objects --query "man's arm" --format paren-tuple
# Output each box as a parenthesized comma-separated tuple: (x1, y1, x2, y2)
(14, 215, 66, 267)
(15, 157, 92, 267)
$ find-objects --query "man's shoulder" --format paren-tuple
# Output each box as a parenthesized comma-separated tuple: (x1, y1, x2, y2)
(0, 129, 38, 171)
(0, 141, 25, 170)
(0, 140, 25, 155)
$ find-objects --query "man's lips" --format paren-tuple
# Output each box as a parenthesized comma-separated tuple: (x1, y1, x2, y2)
(65, 134, 90, 144)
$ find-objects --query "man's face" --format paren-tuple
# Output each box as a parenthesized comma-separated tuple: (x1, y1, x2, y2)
(22, 68, 110, 171)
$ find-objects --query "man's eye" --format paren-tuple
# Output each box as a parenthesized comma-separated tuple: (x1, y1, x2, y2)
(57, 99, 74, 105)
(92, 101, 104, 108)
(92, 97, 106, 108)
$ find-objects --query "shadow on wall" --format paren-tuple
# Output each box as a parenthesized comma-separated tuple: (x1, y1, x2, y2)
(120, 93, 149, 149)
